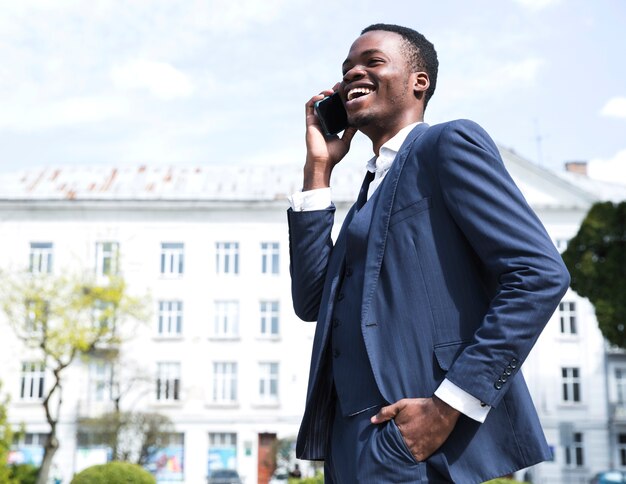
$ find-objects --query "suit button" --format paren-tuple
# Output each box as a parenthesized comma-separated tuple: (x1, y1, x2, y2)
(505, 368, 512, 376)
(345, 267, 353, 277)
(511, 358, 518, 368)
(494, 381, 503, 390)
(332, 318, 340, 328)
(501, 375, 507, 382)
(333, 349, 340, 358)
(337, 293, 345, 301)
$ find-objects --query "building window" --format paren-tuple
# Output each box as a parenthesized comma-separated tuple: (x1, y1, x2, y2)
(150, 433, 185, 481)
(156, 362, 181, 402)
(20, 362, 45, 401)
(212, 362, 237, 404)
(29, 242, 53, 274)
(213, 301, 239, 338)
(559, 301, 577, 335)
(89, 361, 112, 402)
(158, 301, 183, 337)
(258, 362, 279, 403)
(20, 433, 48, 446)
(24, 299, 48, 337)
(160, 243, 184, 275)
(92, 300, 116, 333)
(562, 367, 581, 403)
(619, 433, 626, 467)
(208, 433, 237, 473)
(616, 368, 626, 404)
(261, 242, 279, 274)
(565, 432, 584, 467)
(96, 242, 119, 276)
(259, 301, 279, 337)
(216, 242, 239, 275)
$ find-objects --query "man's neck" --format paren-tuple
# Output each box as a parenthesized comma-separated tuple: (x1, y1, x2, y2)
(368, 119, 423, 155)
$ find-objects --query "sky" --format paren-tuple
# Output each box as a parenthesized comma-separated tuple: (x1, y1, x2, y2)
(0, 0, 625, 185)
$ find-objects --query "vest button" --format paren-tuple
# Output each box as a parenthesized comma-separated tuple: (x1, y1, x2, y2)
(345, 267, 353, 277)
(337, 293, 345, 301)
(333, 349, 340, 358)
(332, 318, 340, 328)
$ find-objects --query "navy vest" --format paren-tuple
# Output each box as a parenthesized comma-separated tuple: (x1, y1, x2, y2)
(331, 172, 385, 417)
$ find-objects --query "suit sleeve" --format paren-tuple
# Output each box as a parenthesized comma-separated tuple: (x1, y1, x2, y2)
(434, 119, 570, 408)
(287, 207, 336, 322)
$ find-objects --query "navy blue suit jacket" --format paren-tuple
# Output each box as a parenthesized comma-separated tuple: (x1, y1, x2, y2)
(288, 120, 570, 482)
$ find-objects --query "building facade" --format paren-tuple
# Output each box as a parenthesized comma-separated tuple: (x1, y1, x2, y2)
(0, 154, 624, 484)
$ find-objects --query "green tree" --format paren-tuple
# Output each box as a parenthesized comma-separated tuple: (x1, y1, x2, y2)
(78, 411, 174, 466)
(0, 272, 148, 484)
(561, 201, 626, 348)
(0, 381, 19, 484)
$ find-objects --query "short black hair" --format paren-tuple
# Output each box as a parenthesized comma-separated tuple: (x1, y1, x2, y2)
(361, 23, 438, 108)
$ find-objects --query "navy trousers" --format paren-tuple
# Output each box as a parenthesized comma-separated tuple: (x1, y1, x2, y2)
(324, 401, 451, 483)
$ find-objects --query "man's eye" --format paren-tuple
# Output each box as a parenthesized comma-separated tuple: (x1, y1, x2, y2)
(368, 59, 383, 66)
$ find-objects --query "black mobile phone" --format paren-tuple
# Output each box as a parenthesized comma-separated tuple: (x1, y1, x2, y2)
(314, 92, 348, 136)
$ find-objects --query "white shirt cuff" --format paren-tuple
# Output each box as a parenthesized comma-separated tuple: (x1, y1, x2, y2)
(434, 378, 490, 423)
(288, 188, 332, 211)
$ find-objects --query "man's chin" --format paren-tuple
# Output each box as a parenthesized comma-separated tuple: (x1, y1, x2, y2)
(347, 112, 373, 129)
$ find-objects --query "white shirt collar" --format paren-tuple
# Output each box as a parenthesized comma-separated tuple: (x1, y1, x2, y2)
(366, 122, 421, 174)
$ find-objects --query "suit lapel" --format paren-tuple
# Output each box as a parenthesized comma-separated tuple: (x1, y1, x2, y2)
(361, 123, 429, 324)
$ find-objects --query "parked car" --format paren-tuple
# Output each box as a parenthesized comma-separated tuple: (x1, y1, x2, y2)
(590, 471, 626, 484)
(207, 468, 243, 484)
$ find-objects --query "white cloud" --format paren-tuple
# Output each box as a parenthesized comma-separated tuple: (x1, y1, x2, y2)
(513, 0, 561, 11)
(111, 60, 194, 100)
(600, 97, 626, 118)
(588, 149, 626, 186)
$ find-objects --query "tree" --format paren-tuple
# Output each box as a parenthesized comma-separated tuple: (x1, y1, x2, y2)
(0, 272, 148, 484)
(0, 381, 19, 484)
(78, 411, 174, 466)
(561, 201, 626, 347)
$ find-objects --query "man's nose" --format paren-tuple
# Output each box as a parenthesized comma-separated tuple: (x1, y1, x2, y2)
(343, 65, 366, 83)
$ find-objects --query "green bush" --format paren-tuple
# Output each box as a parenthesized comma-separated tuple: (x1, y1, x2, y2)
(8, 464, 39, 484)
(71, 462, 155, 484)
(483, 479, 527, 484)
(289, 472, 324, 484)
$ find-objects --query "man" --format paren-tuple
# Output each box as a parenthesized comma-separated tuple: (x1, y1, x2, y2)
(287, 24, 569, 483)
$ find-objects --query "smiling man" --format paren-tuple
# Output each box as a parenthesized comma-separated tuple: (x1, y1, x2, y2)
(287, 24, 569, 483)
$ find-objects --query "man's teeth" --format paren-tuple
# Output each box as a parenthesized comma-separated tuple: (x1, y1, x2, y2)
(347, 87, 373, 101)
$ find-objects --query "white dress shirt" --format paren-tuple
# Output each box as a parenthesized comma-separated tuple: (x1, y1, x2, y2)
(288, 123, 490, 422)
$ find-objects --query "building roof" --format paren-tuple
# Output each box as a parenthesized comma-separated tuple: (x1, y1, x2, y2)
(0, 146, 624, 209)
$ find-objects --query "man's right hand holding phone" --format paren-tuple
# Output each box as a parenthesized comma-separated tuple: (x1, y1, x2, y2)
(303, 85, 357, 191)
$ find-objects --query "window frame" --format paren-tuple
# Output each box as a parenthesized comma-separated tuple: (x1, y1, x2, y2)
(561, 367, 582, 403)
(157, 300, 183, 337)
(156, 362, 181, 402)
(20, 361, 45, 401)
(212, 362, 238, 404)
(215, 242, 239, 275)
(258, 362, 279, 403)
(260, 242, 279, 275)
(29, 242, 53, 274)
(95, 241, 119, 277)
(212, 300, 239, 339)
(160, 242, 185, 276)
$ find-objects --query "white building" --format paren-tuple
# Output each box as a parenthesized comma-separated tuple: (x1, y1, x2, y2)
(0, 153, 624, 484)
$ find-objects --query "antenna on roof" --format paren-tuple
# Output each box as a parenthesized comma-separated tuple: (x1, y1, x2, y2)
(534, 118, 544, 167)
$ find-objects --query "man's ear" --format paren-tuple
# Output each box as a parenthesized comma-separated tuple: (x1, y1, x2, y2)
(412, 72, 430, 101)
